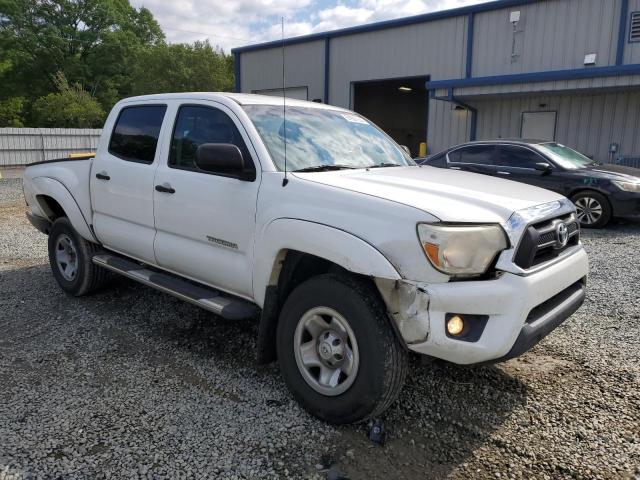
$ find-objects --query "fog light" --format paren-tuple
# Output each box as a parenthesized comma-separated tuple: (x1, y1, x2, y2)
(447, 315, 464, 336)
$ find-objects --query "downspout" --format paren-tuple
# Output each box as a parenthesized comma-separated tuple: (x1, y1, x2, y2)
(428, 88, 477, 142)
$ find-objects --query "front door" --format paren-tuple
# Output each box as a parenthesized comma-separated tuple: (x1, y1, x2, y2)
(90, 104, 168, 264)
(494, 145, 565, 194)
(153, 102, 260, 299)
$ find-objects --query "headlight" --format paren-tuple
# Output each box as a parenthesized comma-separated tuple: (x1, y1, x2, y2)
(417, 224, 509, 277)
(612, 180, 640, 193)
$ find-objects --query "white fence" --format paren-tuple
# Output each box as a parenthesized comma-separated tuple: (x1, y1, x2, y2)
(0, 128, 102, 167)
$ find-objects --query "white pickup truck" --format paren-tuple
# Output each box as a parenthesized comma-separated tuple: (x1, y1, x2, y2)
(23, 93, 588, 424)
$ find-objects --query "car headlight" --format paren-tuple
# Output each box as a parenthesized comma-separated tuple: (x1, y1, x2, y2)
(612, 180, 640, 193)
(417, 223, 509, 277)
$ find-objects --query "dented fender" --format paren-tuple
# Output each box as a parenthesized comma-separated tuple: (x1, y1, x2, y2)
(375, 278, 431, 345)
(253, 218, 401, 307)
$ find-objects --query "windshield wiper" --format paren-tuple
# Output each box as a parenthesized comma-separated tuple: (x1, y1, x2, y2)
(368, 162, 401, 169)
(293, 164, 356, 173)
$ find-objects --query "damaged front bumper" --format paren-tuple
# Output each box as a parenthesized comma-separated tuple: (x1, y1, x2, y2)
(376, 246, 589, 365)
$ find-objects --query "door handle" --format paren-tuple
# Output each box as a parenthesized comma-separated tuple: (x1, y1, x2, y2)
(497, 171, 511, 175)
(155, 184, 175, 194)
(95, 171, 110, 180)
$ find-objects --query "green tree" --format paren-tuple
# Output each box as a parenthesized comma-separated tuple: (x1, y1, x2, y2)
(130, 41, 235, 95)
(0, 0, 237, 127)
(31, 73, 104, 127)
(0, 0, 164, 120)
(0, 96, 25, 127)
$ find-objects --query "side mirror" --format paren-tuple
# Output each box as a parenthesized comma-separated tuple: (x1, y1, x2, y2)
(195, 143, 248, 179)
(534, 162, 553, 174)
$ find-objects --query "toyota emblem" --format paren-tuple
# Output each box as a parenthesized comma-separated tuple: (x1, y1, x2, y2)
(555, 222, 569, 248)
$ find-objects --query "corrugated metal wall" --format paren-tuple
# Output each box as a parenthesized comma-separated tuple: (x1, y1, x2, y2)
(239, 41, 325, 102)
(0, 128, 101, 166)
(473, 0, 623, 77)
(329, 15, 468, 107)
(472, 90, 640, 163)
(237, 0, 640, 159)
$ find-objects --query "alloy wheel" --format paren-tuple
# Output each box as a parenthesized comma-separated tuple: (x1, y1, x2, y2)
(293, 306, 359, 396)
(55, 234, 78, 281)
(574, 196, 603, 226)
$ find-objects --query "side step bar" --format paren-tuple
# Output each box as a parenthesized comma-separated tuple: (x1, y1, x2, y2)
(92, 253, 259, 320)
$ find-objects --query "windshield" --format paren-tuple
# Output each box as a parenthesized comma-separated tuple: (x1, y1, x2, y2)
(536, 142, 596, 170)
(242, 104, 414, 171)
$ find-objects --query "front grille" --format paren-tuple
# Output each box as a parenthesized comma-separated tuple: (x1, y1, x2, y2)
(513, 214, 580, 269)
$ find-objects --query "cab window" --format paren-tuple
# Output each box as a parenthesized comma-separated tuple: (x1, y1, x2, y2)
(169, 105, 255, 178)
(108, 105, 167, 164)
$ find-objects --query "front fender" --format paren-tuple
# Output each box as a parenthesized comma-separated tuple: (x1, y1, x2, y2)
(31, 177, 97, 243)
(253, 218, 401, 306)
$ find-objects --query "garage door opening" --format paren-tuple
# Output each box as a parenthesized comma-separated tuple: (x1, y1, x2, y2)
(352, 76, 428, 157)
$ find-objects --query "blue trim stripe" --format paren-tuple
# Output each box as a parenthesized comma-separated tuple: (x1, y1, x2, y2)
(466, 12, 475, 78)
(234, 52, 241, 93)
(426, 63, 640, 89)
(617, 0, 629, 65)
(232, 0, 537, 53)
(324, 38, 330, 103)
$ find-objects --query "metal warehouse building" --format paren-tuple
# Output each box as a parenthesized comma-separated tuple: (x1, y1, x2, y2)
(232, 0, 640, 162)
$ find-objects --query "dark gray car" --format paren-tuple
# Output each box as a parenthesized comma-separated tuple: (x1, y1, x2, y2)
(419, 140, 640, 228)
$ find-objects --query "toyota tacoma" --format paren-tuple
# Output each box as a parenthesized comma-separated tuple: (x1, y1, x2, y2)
(22, 93, 588, 424)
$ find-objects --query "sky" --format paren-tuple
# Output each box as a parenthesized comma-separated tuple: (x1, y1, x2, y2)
(130, 0, 491, 52)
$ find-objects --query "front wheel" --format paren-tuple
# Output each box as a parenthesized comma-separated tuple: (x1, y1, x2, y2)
(571, 191, 612, 228)
(276, 274, 408, 424)
(48, 217, 107, 296)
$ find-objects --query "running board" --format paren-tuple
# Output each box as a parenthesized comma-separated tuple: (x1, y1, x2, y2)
(92, 253, 259, 320)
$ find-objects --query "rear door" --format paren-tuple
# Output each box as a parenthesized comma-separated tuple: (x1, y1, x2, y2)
(495, 144, 565, 193)
(91, 103, 168, 264)
(446, 144, 498, 175)
(152, 101, 260, 299)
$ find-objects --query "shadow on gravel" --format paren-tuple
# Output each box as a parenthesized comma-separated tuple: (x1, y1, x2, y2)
(328, 358, 527, 480)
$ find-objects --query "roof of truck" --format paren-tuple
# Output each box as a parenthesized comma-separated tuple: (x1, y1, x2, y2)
(119, 92, 346, 111)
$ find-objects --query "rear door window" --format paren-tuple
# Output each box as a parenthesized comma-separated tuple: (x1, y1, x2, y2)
(108, 105, 167, 164)
(424, 152, 447, 167)
(498, 145, 545, 169)
(447, 145, 496, 165)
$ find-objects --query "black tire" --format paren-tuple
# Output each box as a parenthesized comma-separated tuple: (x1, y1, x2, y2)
(48, 217, 107, 296)
(276, 273, 408, 424)
(570, 191, 612, 229)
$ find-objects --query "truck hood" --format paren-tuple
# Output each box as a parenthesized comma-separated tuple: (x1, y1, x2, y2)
(294, 166, 564, 223)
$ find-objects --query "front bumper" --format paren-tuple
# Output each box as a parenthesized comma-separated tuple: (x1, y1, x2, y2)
(397, 247, 589, 365)
(609, 191, 640, 219)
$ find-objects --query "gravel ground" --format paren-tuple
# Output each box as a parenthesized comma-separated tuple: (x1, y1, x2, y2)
(0, 177, 639, 479)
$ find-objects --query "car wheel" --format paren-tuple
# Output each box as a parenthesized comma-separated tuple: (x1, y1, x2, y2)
(571, 191, 612, 228)
(48, 217, 107, 296)
(276, 273, 408, 424)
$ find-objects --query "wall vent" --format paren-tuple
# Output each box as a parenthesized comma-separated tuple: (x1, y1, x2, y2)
(631, 12, 640, 43)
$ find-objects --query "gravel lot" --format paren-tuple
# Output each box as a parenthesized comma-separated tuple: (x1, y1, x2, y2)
(1, 177, 639, 479)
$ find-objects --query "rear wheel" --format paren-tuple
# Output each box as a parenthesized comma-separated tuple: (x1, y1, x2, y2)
(276, 273, 408, 424)
(571, 191, 611, 228)
(48, 217, 107, 296)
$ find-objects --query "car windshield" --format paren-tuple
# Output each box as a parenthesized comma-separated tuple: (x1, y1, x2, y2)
(536, 142, 596, 170)
(242, 104, 413, 171)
